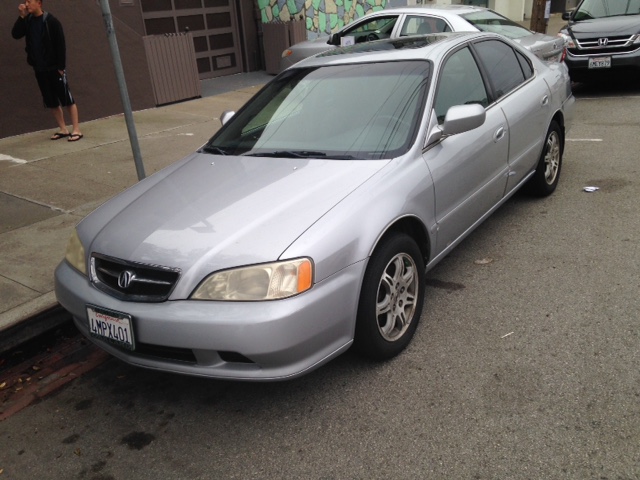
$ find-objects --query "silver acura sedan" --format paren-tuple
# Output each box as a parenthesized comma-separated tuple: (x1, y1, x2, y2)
(280, 5, 567, 72)
(55, 32, 575, 381)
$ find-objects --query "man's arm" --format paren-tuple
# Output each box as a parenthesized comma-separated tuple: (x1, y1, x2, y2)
(11, 16, 28, 39)
(11, 3, 28, 39)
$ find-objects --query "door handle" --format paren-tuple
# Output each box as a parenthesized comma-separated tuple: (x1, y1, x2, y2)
(494, 126, 505, 142)
(541, 95, 550, 106)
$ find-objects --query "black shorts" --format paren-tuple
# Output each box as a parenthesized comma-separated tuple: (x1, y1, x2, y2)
(35, 70, 75, 108)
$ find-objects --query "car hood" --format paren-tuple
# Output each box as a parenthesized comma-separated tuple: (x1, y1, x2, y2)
(564, 15, 640, 37)
(86, 153, 387, 287)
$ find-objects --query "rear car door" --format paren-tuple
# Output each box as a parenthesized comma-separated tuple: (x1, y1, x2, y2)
(472, 39, 551, 193)
(398, 14, 452, 36)
(424, 46, 510, 254)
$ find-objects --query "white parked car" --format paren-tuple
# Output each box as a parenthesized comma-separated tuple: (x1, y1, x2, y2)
(55, 33, 574, 381)
(280, 5, 566, 72)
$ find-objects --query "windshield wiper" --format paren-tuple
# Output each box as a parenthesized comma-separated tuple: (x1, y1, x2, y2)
(244, 150, 357, 159)
(201, 145, 229, 155)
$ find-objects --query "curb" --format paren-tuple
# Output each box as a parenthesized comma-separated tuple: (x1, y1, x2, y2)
(0, 302, 68, 355)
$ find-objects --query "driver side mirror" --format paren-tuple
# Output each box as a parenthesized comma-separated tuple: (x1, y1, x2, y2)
(562, 10, 573, 21)
(220, 110, 235, 126)
(328, 33, 341, 46)
(424, 104, 486, 149)
(441, 104, 486, 136)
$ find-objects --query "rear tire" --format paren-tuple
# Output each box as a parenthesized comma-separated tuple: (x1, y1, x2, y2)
(527, 120, 563, 197)
(353, 234, 425, 360)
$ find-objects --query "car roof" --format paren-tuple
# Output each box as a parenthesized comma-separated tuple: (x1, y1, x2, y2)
(374, 5, 488, 16)
(292, 31, 501, 69)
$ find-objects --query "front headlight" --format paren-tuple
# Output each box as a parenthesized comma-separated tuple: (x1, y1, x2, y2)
(191, 258, 313, 301)
(65, 229, 87, 275)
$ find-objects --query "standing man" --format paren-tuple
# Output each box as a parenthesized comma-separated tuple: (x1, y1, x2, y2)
(12, 0, 83, 142)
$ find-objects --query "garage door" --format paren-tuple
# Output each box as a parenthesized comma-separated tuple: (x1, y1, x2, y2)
(141, 0, 242, 79)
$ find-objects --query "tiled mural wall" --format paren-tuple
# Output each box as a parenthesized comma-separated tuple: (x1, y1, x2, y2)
(258, 0, 389, 37)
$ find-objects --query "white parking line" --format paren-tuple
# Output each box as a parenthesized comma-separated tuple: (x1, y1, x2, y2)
(566, 138, 603, 142)
(0, 154, 27, 164)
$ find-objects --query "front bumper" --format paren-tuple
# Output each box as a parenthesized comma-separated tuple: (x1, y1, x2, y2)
(54, 260, 365, 381)
(565, 46, 640, 78)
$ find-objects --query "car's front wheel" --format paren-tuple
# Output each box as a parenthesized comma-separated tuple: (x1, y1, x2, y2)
(353, 233, 425, 360)
(527, 120, 563, 196)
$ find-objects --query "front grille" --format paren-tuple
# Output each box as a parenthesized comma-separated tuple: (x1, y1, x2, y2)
(570, 35, 639, 55)
(91, 253, 180, 302)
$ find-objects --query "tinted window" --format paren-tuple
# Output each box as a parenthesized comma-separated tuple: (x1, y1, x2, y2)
(207, 61, 430, 160)
(516, 50, 533, 79)
(434, 47, 489, 124)
(343, 15, 398, 43)
(473, 40, 525, 99)
(461, 10, 532, 39)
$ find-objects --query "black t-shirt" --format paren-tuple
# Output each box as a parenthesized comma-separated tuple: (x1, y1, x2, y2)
(29, 15, 46, 71)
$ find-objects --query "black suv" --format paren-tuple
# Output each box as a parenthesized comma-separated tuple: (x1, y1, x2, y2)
(559, 0, 640, 82)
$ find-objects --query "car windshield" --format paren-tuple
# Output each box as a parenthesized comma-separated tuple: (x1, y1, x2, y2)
(461, 11, 532, 39)
(204, 61, 430, 160)
(573, 0, 640, 20)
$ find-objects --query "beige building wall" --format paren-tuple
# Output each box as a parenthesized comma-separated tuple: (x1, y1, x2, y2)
(490, 0, 526, 20)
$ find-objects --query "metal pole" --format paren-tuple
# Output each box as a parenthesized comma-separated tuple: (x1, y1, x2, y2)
(99, 0, 146, 180)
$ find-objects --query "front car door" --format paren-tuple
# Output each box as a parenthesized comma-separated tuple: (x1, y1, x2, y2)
(337, 14, 401, 45)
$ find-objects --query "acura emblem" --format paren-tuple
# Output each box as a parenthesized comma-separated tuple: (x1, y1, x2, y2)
(598, 38, 609, 46)
(118, 270, 136, 289)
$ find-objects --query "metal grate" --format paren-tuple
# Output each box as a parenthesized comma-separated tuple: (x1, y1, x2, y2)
(91, 254, 180, 302)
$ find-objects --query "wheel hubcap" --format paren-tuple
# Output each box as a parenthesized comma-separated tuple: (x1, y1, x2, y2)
(544, 131, 560, 185)
(376, 253, 419, 342)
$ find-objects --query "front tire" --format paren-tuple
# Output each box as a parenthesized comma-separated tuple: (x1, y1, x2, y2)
(527, 120, 563, 197)
(353, 234, 425, 360)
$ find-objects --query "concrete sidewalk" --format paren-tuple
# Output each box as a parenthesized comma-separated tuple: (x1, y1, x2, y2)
(0, 74, 271, 351)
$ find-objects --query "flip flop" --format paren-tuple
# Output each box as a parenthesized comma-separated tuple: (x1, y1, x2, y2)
(51, 132, 70, 140)
(68, 133, 84, 142)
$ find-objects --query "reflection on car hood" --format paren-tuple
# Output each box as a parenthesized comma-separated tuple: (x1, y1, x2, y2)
(565, 16, 640, 37)
(291, 36, 332, 51)
(87, 153, 387, 279)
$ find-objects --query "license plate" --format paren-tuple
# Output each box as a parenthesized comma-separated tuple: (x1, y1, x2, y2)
(588, 56, 611, 69)
(87, 305, 135, 350)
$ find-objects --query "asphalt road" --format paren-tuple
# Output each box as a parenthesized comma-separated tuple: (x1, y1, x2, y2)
(1, 81, 639, 480)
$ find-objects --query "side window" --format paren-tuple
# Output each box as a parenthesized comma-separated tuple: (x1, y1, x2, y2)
(516, 50, 533, 79)
(434, 47, 489, 124)
(400, 15, 451, 36)
(343, 15, 398, 43)
(473, 40, 526, 99)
